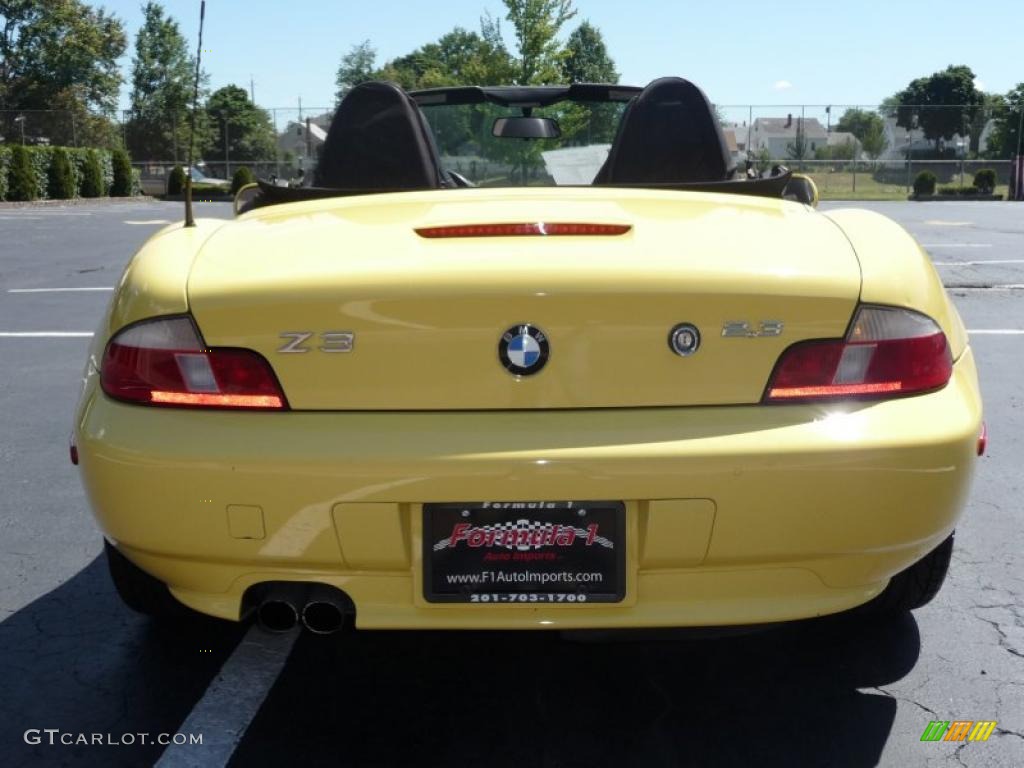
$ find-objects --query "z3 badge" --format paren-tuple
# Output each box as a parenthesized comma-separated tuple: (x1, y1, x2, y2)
(277, 331, 355, 353)
(721, 320, 784, 338)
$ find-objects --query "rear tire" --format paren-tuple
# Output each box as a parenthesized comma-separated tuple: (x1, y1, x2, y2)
(866, 532, 954, 616)
(105, 539, 186, 619)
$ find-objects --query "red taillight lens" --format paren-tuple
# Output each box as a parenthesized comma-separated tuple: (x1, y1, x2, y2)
(414, 222, 631, 238)
(764, 306, 953, 403)
(101, 316, 287, 410)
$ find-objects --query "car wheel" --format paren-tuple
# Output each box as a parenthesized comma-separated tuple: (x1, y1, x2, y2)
(104, 539, 186, 619)
(866, 532, 955, 616)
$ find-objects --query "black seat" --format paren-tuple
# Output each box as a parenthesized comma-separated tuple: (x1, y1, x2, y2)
(314, 81, 445, 190)
(594, 77, 733, 185)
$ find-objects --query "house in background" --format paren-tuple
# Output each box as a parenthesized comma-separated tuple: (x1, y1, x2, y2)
(720, 127, 742, 166)
(878, 117, 987, 161)
(276, 112, 332, 168)
(750, 115, 828, 159)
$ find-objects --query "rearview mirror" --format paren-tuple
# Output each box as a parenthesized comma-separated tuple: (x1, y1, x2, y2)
(492, 116, 560, 139)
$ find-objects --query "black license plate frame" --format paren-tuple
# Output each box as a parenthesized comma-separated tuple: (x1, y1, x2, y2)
(423, 501, 626, 604)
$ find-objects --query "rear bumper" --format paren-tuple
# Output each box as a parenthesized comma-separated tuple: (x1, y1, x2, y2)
(76, 349, 982, 628)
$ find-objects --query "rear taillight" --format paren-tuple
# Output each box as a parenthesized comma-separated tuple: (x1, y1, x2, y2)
(101, 316, 287, 410)
(764, 306, 952, 403)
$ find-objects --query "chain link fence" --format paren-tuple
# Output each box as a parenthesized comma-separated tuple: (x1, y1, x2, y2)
(5, 102, 1023, 199)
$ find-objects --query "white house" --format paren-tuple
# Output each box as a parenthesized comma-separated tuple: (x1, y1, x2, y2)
(750, 116, 828, 159)
(277, 113, 331, 166)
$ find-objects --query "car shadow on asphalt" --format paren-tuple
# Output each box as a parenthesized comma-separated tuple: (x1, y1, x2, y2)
(230, 609, 919, 768)
(0, 555, 247, 768)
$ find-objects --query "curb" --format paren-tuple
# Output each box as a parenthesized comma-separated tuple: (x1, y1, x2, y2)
(908, 194, 1005, 202)
(0, 196, 154, 209)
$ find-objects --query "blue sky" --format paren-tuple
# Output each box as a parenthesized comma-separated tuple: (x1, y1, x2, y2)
(101, 0, 1022, 119)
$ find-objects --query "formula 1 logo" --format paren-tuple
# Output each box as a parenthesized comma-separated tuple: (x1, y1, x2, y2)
(433, 520, 614, 552)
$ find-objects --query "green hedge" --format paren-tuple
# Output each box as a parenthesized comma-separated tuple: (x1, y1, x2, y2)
(938, 185, 982, 196)
(0, 146, 125, 201)
(231, 166, 254, 195)
(167, 165, 186, 196)
(913, 171, 937, 196)
(111, 149, 132, 197)
(0, 149, 10, 200)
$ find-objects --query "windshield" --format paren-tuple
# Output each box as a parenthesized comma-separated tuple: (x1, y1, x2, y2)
(420, 100, 626, 186)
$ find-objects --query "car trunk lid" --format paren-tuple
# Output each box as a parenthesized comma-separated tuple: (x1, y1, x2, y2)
(187, 188, 861, 410)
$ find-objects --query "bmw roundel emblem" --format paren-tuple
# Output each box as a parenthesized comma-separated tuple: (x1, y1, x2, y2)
(499, 324, 550, 376)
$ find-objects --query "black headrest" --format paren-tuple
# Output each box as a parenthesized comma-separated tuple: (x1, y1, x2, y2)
(314, 81, 444, 190)
(594, 77, 733, 185)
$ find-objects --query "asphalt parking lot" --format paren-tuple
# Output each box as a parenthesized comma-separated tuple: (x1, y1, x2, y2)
(1, 199, 1021, 768)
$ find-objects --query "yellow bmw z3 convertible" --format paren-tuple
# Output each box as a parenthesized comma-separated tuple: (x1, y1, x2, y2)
(73, 78, 983, 634)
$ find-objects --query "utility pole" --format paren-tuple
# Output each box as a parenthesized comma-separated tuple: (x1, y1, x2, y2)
(747, 105, 753, 173)
(250, 75, 255, 104)
(223, 113, 230, 178)
(1017, 101, 1023, 159)
(305, 116, 312, 165)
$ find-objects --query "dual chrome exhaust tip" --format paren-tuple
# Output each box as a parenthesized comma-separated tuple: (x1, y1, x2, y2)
(254, 584, 351, 635)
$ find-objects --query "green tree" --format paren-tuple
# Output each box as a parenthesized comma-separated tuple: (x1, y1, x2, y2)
(892, 65, 983, 154)
(0, 0, 126, 145)
(556, 22, 620, 146)
(561, 21, 617, 83)
(127, 2, 205, 161)
(860, 120, 887, 160)
(111, 148, 133, 196)
(837, 108, 887, 160)
(0, 0, 126, 111)
(837, 108, 882, 143)
(205, 85, 276, 161)
(815, 139, 856, 161)
(374, 24, 516, 156)
(502, 0, 577, 84)
(985, 84, 1023, 159)
(335, 40, 378, 101)
(968, 93, 1004, 156)
(786, 131, 809, 162)
(378, 26, 515, 90)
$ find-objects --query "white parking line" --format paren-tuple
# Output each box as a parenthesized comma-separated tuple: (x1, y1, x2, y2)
(920, 244, 992, 248)
(968, 329, 1024, 335)
(0, 332, 93, 337)
(8, 287, 113, 293)
(155, 625, 299, 768)
(124, 219, 171, 225)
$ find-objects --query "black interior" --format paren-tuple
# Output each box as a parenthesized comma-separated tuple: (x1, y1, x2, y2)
(314, 81, 445, 191)
(594, 77, 734, 185)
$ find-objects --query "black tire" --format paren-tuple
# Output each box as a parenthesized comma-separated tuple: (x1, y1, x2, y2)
(866, 532, 954, 616)
(104, 539, 186, 619)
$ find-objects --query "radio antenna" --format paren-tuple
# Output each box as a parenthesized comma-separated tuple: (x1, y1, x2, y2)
(184, 0, 206, 228)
